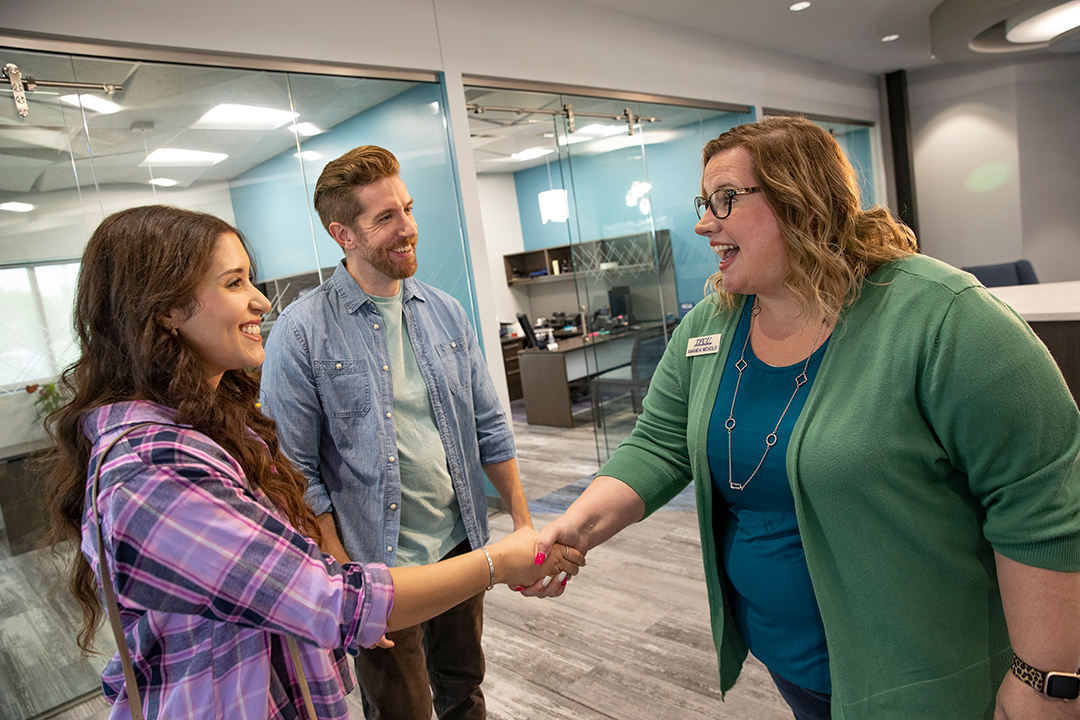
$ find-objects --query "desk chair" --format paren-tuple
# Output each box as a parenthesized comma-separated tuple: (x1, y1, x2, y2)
(590, 334, 667, 427)
(961, 259, 1039, 287)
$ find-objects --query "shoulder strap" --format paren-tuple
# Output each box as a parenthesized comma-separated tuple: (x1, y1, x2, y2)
(286, 636, 319, 720)
(90, 422, 154, 720)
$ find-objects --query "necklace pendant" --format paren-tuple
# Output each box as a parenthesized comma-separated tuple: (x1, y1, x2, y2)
(729, 481, 746, 491)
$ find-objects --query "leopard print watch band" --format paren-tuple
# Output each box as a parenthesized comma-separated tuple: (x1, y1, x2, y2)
(1012, 653, 1080, 699)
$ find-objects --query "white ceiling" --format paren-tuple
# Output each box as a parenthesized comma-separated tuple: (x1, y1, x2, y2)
(574, 0, 1078, 76)
(2, 0, 1077, 195)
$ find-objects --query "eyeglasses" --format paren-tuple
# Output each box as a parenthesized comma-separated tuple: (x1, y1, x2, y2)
(694, 187, 761, 220)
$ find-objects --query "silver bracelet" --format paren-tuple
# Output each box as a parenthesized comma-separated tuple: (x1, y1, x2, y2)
(480, 547, 495, 591)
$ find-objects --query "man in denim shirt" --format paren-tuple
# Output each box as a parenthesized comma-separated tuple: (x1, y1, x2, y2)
(260, 146, 532, 720)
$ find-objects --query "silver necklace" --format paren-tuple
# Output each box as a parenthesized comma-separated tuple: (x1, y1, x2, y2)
(726, 303, 825, 491)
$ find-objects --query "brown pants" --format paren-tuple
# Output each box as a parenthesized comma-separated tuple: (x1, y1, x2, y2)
(355, 543, 486, 720)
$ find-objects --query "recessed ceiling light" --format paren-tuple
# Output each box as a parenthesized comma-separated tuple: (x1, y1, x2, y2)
(881, 34, 901, 42)
(0, 201, 35, 212)
(148, 178, 178, 187)
(192, 104, 298, 131)
(289, 122, 323, 137)
(790, 2, 811, 11)
(59, 94, 122, 114)
(295, 151, 323, 161)
(1007, 0, 1080, 43)
(141, 148, 229, 167)
(511, 147, 555, 161)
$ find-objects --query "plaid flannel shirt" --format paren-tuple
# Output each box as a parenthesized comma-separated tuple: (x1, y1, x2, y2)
(81, 401, 393, 719)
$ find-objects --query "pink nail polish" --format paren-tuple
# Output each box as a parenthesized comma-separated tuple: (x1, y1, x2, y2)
(512, 586, 524, 592)
(561, 576, 569, 587)
(535, 552, 546, 565)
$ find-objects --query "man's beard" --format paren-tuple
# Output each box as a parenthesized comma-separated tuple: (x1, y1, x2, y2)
(358, 236, 418, 280)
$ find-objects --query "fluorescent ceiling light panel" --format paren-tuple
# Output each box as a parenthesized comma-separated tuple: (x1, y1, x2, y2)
(142, 148, 228, 166)
(511, 147, 554, 161)
(881, 34, 900, 42)
(59, 94, 122, 114)
(295, 150, 323, 161)
(1007, 0, 1080, 42)
(790, 2, 811, 11)
(289, 122, 323, 137)
(577, 124, 625, 137)
(192, 104, 298, 131)
(149, 178, 178, 187)
(0, 202, 35, 212)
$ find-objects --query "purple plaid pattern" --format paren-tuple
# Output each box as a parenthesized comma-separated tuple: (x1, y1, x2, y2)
(81, 401, 394, 719)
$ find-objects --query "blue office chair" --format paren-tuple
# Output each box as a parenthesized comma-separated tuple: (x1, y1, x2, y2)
(961, 259, 1039, 288)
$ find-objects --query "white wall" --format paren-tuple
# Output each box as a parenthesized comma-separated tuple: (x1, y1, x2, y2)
(908, 55, 1080, 281)
(1015, 55, 1080, 283)
(476, 174, 530, 324)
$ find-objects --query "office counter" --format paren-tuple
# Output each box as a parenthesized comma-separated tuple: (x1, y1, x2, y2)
(518, 321, 666, 427)
(988, 280, 1080, 405)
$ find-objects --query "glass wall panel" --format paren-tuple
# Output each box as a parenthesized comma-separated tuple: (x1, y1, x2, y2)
(0, 44, 467, 719)
(467, 83, 754, 462)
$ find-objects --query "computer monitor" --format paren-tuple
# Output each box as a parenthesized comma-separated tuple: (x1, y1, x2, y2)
(608, 286, 632, 321)
(516, 312, 539, 349)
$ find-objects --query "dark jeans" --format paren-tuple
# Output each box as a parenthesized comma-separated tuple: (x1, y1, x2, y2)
(355, 541, 486, 720)
(769, 669, 832, 720)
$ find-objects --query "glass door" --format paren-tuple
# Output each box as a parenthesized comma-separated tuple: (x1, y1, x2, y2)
(551, 95, 671, 460)
(0, 48, 122, 720)
(467, 82, 755, 463)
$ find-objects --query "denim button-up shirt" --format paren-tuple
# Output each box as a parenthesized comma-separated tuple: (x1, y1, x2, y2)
(260, 263, 515, 566)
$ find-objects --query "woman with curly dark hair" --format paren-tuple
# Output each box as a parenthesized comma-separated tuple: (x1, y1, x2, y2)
(44, 205, 580, 720)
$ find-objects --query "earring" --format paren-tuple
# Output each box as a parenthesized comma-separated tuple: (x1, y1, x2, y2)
(165, 324, 178, 337)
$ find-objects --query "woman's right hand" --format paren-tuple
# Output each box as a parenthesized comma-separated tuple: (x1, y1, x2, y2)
(487, 527, 584, 591)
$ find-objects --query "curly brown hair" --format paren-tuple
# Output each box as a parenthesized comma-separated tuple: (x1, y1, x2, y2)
(42, 204, 323, 655)
(701, 116, 918, 319)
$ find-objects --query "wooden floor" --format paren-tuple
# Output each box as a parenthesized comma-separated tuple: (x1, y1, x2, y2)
(38, 402, 791, 720)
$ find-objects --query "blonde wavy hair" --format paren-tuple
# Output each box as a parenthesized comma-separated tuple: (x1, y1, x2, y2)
(702, 116, 917, 319)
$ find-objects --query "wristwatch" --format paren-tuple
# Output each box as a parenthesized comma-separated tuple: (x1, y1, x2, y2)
(1011, 653, 1080, 699)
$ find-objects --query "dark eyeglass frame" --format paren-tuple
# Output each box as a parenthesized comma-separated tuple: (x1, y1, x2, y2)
(694, 187, 761, 220)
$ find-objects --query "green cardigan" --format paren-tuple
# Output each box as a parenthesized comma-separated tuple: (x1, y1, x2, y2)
(600, 255, 1080, 720)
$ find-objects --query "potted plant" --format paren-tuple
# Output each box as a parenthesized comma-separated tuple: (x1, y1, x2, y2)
(24, 382, 64, 419)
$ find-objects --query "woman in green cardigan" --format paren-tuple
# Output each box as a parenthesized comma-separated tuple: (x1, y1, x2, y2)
(534, 117, 1080, 720)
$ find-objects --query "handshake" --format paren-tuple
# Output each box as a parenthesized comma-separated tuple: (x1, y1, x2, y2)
(482, 525, 585, 598)
(482, 501, 605, 598)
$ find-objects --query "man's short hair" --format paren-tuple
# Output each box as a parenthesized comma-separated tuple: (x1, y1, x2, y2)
(313, 145, 400, 232)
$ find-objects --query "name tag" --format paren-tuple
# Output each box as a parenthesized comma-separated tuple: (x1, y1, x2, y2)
(686, 333, 721, 357)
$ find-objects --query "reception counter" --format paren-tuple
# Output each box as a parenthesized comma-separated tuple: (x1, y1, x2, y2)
(988, 280, 1080, 405)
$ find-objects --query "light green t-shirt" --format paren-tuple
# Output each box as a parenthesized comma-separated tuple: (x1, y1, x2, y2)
(368, 289, 467, 566)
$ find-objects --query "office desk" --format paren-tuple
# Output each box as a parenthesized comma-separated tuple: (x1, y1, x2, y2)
(517, 322, 665, 427)
(988, 280, 1080, 405)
